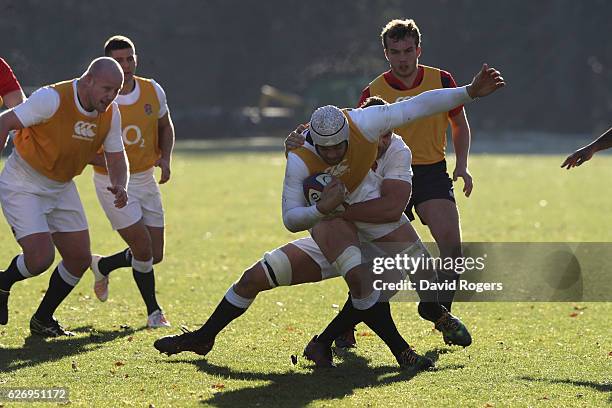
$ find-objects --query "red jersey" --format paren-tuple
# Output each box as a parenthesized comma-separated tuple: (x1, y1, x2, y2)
(0, 58, 22, 97)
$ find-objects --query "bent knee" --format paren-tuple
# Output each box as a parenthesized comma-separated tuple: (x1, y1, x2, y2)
(129, 243, 153, 262)
(235, 264, 270, 296)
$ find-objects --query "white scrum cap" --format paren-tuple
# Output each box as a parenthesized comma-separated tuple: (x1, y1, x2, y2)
(309, 105, 349, 146)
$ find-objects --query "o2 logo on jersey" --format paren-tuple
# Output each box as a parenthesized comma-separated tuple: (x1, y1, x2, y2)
(122, 125, 145, 148)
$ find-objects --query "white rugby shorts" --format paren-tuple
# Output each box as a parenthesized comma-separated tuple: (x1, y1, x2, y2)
(288, 214, 409, 281)
(0, 152, 88, 240)
(354, 213, 409, 242)
(93, 167, 164, 230)
(290, 237, 339, 280)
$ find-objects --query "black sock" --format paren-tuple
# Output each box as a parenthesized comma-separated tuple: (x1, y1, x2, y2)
(437, 270, 459, 312)
(361, 302, 409, 358)
(195, 297, 247, 341)
(132, 268, 160, 315)
(408, 266, 445, 322)
(418, 302, 445, 322)
(34, 267, 76, 323)
(317, 296, 363, 346)
(99, 248, 132, 276)
(0, 255, 26, 291)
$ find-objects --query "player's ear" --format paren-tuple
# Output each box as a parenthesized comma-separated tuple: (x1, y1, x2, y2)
(416, 46, 422, 58)
(83, 73, 94, 87)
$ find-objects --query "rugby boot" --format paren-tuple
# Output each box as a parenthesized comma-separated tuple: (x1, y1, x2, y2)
(435, 308, 472, 347)
(303, 335, 335, 368)
(396, 347, 435, 371)
(147, 309, 171, 328)
(334, 327, 357, 349)
(30, 316, 75, 337)
(154, 326, 214, 356)
(90, 255, 109, 302)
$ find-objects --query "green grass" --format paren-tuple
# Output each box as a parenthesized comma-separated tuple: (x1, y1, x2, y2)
(0, 153, 610, 407)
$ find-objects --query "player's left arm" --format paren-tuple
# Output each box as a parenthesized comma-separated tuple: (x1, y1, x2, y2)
(443, 70, 474, 197)
(156, 111, 175, 184)
(450, 109, 473, 197)
(342, 144, 412, 223)
(352, 64, 504, 142)
(104, 105, 129, 208)
(152, 80, 174, 184)
(341, 179, 411, 223)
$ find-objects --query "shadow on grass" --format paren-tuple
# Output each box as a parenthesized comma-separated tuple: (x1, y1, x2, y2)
(519, 376, 611, 402)
(0, 325, 143, 374)
(162, 346, 462, 407)
(519, 376, 611, 393)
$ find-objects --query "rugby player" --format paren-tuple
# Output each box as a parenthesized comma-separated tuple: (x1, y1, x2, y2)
(89, 35, 175, 328)
(154, 64, 504, 369)
(0, 58, 128, 336)
(339, 19, 481, 347)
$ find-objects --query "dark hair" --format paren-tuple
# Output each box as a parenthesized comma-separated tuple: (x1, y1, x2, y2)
(104, 35, 135, 56)
(381, 19, 421, 49)
(360, 95, 388, 108)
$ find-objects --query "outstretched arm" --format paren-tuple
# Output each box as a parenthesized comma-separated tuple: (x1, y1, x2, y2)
(561, 127, 612, 169)
(353, 64, 505, 141)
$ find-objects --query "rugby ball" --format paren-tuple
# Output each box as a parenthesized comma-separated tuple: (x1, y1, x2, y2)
(303, 173, 333, 206)
(302, 173, 346, 216)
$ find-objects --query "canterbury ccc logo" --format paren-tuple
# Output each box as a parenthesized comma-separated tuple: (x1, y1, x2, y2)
(72, 121, 97, 141)
(324, 159, 350, 177)
(395, 95, 414, 102)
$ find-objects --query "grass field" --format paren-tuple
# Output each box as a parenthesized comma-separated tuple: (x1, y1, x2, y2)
(0, 152, 610, 407)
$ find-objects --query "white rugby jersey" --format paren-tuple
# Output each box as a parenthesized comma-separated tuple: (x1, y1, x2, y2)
(282, 85, 472, 232)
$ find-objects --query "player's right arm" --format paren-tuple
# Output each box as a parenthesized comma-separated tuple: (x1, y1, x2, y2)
(561, 126, 612, 169)
(0, 110, 24, 154)
(282, 153, 345, 232)
(0, 87, 59, 155)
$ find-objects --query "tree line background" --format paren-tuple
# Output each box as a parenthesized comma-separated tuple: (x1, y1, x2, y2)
(1, 0, 610, 138)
